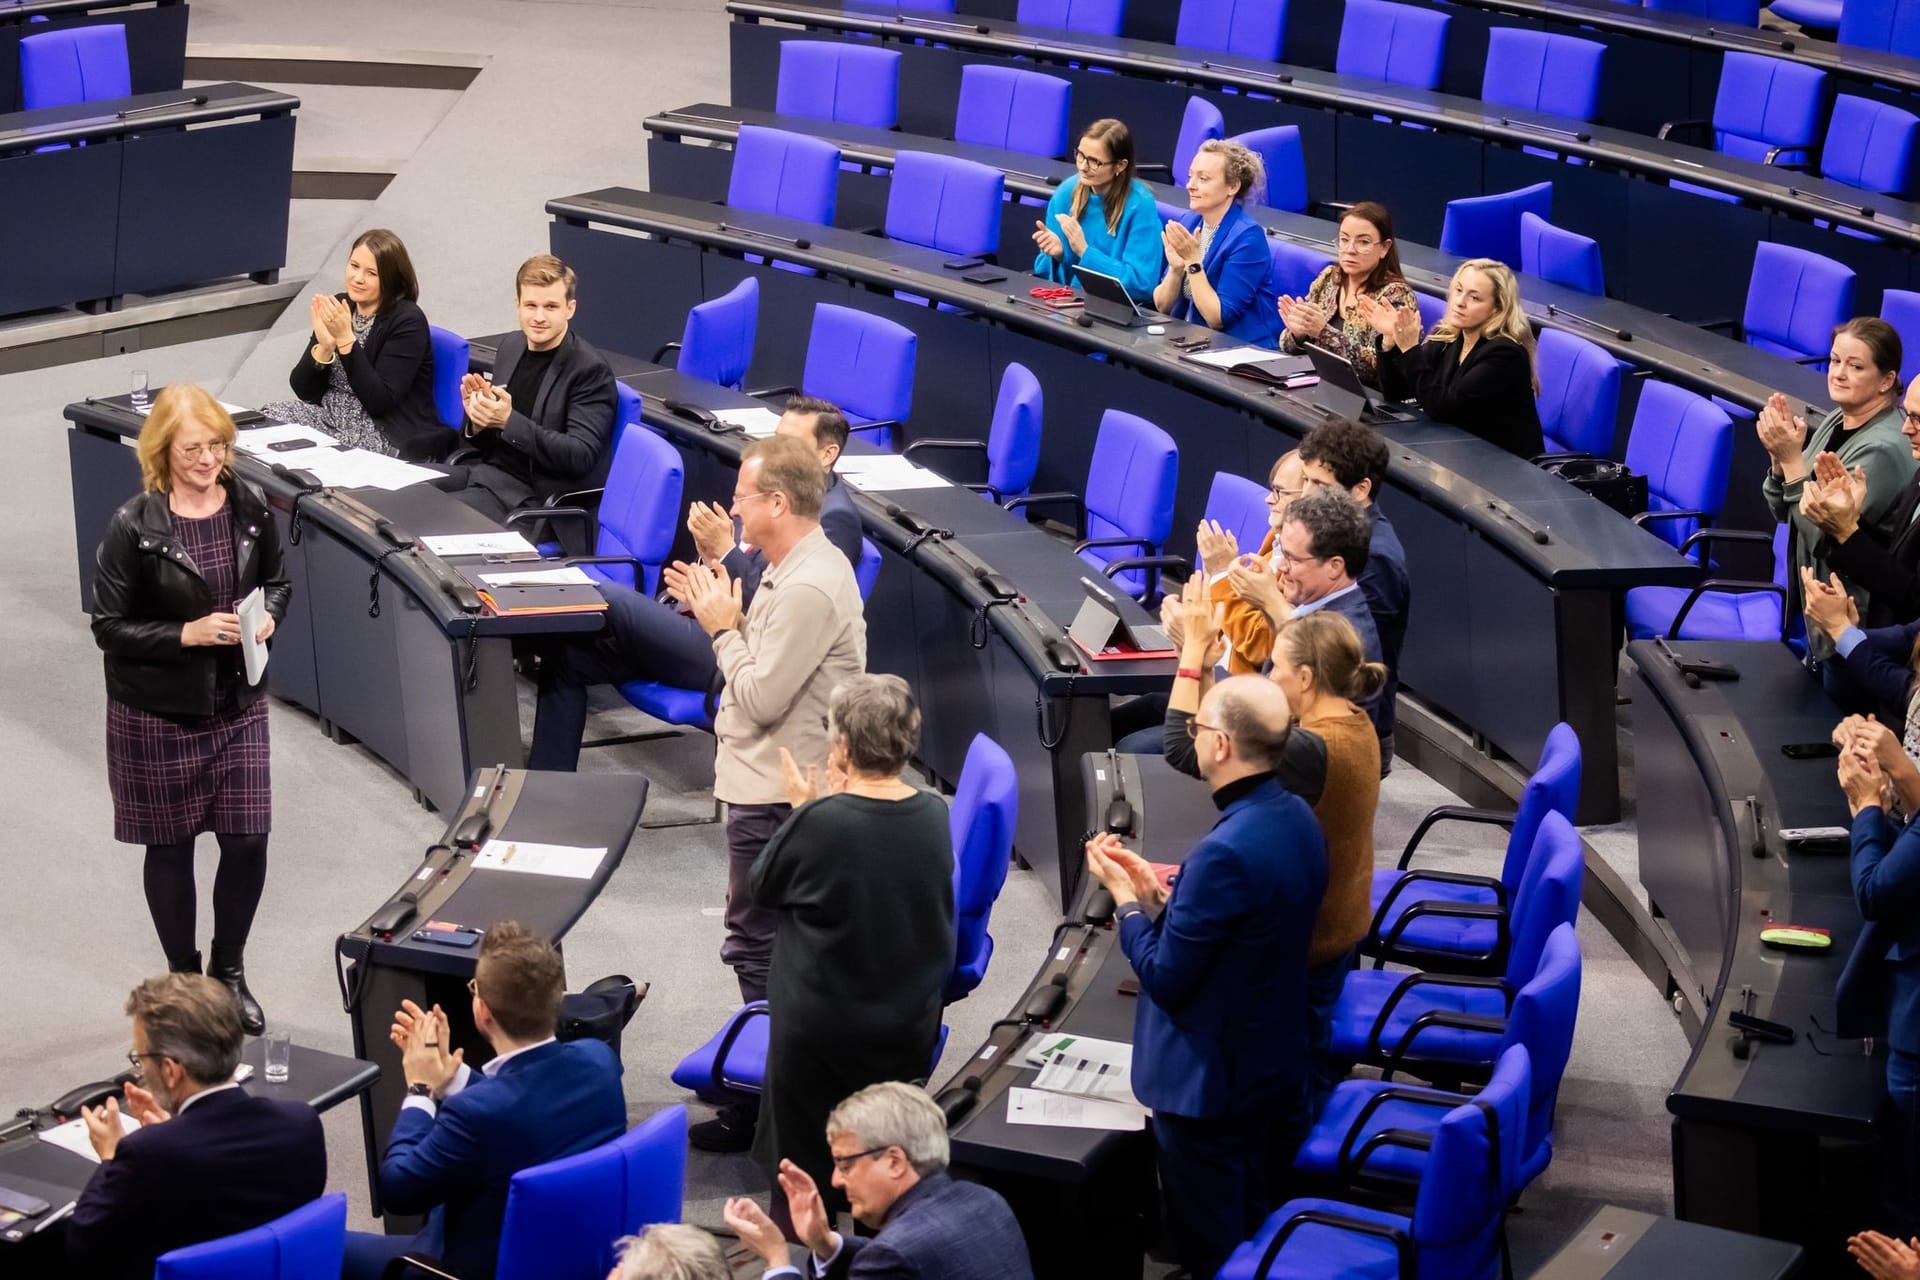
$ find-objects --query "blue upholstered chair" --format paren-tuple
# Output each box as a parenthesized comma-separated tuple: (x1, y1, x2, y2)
(954, 65, 1072, 159)
(1016, 0, 1127, 36)
(1622, 379, 1733, 554)
(1415, 290, 1446, 334)
(1480, 29, 1605, 123)
(1884, 289, 1920, 384)
(1814, 95, 1920, 199)
(19, 23, 129, 109)
(1726, 242, 1856, 362)
(1624, 523, 1789, 641)
(1175, 0, 1288, 61)
(885, 151, 1005, 259)
(1206, 470, 1277, 554)
(1518, 212, 1605, 297)
(1843, 0, 1920, 58)
(1659, 53, 1827, 168)
(1003, 409, 1179, 601)
(1438, 182, 1553, 269)
(1231, 126, 1310, 213)
(1138, 95, 1225, 188)
(1336, 0, 1451, 91)
(771, 303, 917, 450)
(1645, 0, 1761, 21)
(775, 41, 902, 129)
(655, 278, 758, 392)
(428, 326, 470, 430)
(1769, 0, 1842, 35)
(902, 360, 1043, 501)
(505, 381, 646, 560)
(557, 423, 685, 594)
(727, 125, 841, 226)
(1364, 722, 1580, 977)
(154, 1193, 347, 1280)
(1535, 328, 1621, 457)
(1268, 237, 1334, 298)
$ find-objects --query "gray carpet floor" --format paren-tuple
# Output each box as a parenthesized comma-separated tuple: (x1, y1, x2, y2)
(0, 2, 1688, 1274)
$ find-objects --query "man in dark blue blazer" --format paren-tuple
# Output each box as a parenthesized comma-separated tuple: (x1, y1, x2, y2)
(724, 1081, 1034, 1279)
(1087, 675, 1329, 1280)
(342, 922, 627, 1280)
(527, 396, 864, 772)
(67, 974, 326, 1279)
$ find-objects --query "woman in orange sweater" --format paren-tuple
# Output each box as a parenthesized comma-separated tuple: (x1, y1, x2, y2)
(1270, 610, 1385, 1116)
(1205, 449, 1304, 674)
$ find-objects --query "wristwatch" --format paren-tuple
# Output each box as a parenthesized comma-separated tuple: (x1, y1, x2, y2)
(1185, 262, 1204, 276)
(1115, 902, 1147, 925)
(405, 1082, 435, 1099)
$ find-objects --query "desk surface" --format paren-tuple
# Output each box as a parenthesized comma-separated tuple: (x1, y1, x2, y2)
(0, 82, 297, 151)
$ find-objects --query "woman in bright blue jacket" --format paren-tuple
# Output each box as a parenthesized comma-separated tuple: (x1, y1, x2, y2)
(1152, 138, 1281, 349)
(1032, 118, 1164, 302)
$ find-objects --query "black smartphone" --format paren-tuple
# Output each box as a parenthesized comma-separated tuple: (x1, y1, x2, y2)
(961, 269, 1008, 285)
(1781, 741, 1840, 760)
(942, 257, 986, 271)
(267, 439, 315, 452)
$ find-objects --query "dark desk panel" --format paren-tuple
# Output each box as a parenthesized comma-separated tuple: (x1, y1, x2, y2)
(1531, 1204, 1803, 1280)
(0, 0, 189, 116)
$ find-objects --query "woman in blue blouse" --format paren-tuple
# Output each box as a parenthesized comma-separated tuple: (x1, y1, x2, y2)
(1032, 118, 1163, 301)
(1151, 139, 1281, 349)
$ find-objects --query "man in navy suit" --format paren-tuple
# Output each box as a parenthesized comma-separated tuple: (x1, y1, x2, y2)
(342, 922, 628, 1280)
(1087, 675, 1329, 1279)
(67, 974, 326, 1279)
(723, 1081, 1034, 1279)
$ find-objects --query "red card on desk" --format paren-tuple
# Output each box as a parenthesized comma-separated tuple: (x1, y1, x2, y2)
(1071, 637, 1178, 661)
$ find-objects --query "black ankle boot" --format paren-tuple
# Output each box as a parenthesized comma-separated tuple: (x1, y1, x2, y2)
(167, 950, 202, 975)
(208, 944, 265, 1035)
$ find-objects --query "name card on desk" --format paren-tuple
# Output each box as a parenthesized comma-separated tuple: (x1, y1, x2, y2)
(835, 454, 951, 492)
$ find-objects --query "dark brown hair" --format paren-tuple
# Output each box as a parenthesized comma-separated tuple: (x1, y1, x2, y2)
(1070, 118, 1138, 238)
(1276, 611, 1389, 704)
(1834, 317, 1905, 397)
(474, 922, 565, 1041)
(1338, 202, 1407, 294)
(125, 973, 244, 1085)
(784, 393, 851, 453)
(516, 253, 578, 302)
(352, 228, 419, 305)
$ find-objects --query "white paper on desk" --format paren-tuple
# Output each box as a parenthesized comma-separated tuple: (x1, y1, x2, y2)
(1180, 345, 1281, 369)
(1006, 1086, 1147, 1131)
(38, 1114, 141, 1165)
(1031, 1034, 1139, 1105)
(234, 423, 338, 456)
(419, 532, 539, 558)
(835, 454, 952, 492)
(293, 448, 442, 491)
(712, 407, 783, 437)
(473, 839, 607, 879)
(479, 566, 596, 587)
(236, 587, 268, 686)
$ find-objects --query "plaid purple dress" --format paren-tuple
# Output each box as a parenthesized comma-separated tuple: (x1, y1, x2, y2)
(106, 505, 272, 844)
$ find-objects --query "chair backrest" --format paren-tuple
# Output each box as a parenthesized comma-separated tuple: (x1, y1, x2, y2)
(1407, 1061, 1512, 1276)
(1173, 95, 1226, 189)
(1085, 408, 1179, 558)
(677, 277, 759, 392)
(19, 22, 129, 109)
(1741, 241, 1856, 361)
(1438, 181, 1553, 269)
(804, 304, 917, 426)
(1822, 94, 1920, 198)
(1415, 290, 1446, 333)
(775, 41, 902, 129)
(495, 1107, 688, 1280)
(988, 361, 1044, 498)
(1842, 0, 1920, 58)
(955, 64, 1072, 159)
(1501, 924, 1583, 1190)
(1017, 0, 1128, 35)
(1503, 809, 1584, 987)
(1267, 237, 1333, 298)
(1175, 0, 1288, 61)
(1204, 470, 1276, 555)
(1623, 379, 1734, 551)
(1645, 0, 1761, 24)
(1710, 52, 1828, 165)
(154, 1192, 347, 1280)
(1231, 126, 1309, 213)
(1883, 288, 1920, 386)
(1518, 211, 1604, 297)
(1480, 28, 1605, 123)
(1535, 328, 1621, 457)
(856, 537, 882, 599)
(885, 150, 1006, 258)
(946, 732, 1019, 1001)
(428, 325, 470, 430)
(1336, 0, 1451, 91)
(595, 420, 685, 595)
(728, 125, 842, 226)
(1498, 722, 1583, 896)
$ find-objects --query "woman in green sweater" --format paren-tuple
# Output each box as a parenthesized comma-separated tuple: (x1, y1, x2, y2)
(1762, 317, 1915, 662)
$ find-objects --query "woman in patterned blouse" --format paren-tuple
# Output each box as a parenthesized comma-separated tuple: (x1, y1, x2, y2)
(1277, 202, 1420, 388)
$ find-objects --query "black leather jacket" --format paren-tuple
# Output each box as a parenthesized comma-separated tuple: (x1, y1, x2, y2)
(91, 479, 292, 717)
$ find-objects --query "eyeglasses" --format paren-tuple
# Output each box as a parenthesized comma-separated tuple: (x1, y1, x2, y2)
(1278, 549, 1327, 568)
(1903, 411, 1920, 429)
(125, 1050, 169, 1078)
(1073, 150, 1114, 169)
(173, 442, 230, 461)
(731, 489, 779, 507)
(1335, 235, 1380, 250)
(1268, 484, 1303, 500)
(1183, 719, 1229, 740)
(829, 1145, 893, 1173)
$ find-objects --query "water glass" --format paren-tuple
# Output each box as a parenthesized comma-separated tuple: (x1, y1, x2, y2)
(129, 369, 151, 413)
(263, 1029, 292, 1083)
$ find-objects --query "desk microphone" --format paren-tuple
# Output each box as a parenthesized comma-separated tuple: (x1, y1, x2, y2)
(935, 1074, 984, 1123)
(1083, 886, 1116, 924)
(1022, 975, 1069, 1024)
(270, 462, 322, 493)
(716, 221, 811, 251)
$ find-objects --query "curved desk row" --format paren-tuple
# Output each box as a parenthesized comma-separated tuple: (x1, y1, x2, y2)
(546, 184, 1695, 824)
(1629, 638, 1884, 1270)
(727, 0, 1920, 325)
(0, 0, 188, 116)
(1, 83, 296, 318)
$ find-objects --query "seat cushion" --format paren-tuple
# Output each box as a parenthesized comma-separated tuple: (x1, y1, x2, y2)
(1294, 1079, 1455, 1184)
(621, 680, 714, 730)
(1218, 1197, 1412, 1280)
(670, 1003, 769, 1103)
(1624, 585, 1781, 641)
(1327, 971, 1507, 1065)
(1367, 867, 1500, 957)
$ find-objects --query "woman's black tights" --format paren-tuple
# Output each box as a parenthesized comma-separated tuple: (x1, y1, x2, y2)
(142, 834, 269, 965)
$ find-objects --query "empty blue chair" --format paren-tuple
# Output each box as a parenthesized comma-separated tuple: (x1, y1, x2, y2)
(1005, 409, 1179, 600)
(1535, 328, 1622, 457)
(1843, 0, 1920, 58)
(1660, 53, 1826, 167)
(1818, 95, 1920, 199)
(885, 151, 1005, 258)
(1269, 237, 1334, 298)
(1336, 0, 1451, 91)
(1737, 241, 1856, 361)
(954, 65, 1072, 159)
(945, 733, 1019, 1001)
(1623, 379, 1734, 553)
(508, 382, 646, 560)
(1770, 0, 1843, 34)
(902, 360, 1044, 501)
(428, 326, 470, 430)
(154, 1193, 346, 1280)
(1625, 523, 1789, 641)
(1884, 289, 1920, 385)
(1481, 28, 1605, 123)
(18, 23, 129, 109)
(1438, 181, 1553, 269)
(1519, 212, 1604, 297)
(1017, 0, 1127, 35)
(796, 303, 917, 450)
(1645, 0, 1761, 22)
(1415, 290, 1445, 334)
(1364, 722, 1580, 975)
(776, 41, 902, 129)
(1206, 470, 1277, 555)
(560, 423, 685, 593)
(1231, 126, 1309, 213)
(1175, 0, 1287, 61)
(728, 125, 841, 226)
(657, 278, 758, 391)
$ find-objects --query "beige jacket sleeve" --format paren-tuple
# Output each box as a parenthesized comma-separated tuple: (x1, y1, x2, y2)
(712, 582, 843, 730)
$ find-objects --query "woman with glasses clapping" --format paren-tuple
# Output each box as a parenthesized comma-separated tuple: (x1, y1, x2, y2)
(90, 385, 291, 1036)
(1032, 118, 1164, 302)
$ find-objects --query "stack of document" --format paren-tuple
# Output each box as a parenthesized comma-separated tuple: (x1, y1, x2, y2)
(420, 532, 538, 558)
(232, 426, 442, 491)
(473, 839, 607, 880)
(712, 407, 782, 437)
(1006, 1034, 1148, 1131)
(834, 454, 951, 492)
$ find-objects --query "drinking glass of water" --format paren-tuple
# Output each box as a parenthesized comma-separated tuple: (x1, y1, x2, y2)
(263, 1029, 292, 1083)
(129, 370, 151, 414)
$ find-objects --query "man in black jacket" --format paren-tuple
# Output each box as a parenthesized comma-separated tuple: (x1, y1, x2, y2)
(66, 974, 326, 1279)
(438, 254, 616, 554)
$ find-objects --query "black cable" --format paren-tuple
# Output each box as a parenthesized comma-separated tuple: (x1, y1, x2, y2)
(1037, 675, 1075, 750)
(461, 614, 483, 691)
(368, 545, 409, 618)
(901, 525, 953, 557)
(288, 490, 310, 546)
(971, 598, 1013, 649)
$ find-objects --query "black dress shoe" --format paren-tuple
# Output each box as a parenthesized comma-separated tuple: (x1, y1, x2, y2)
(688, 1102, 758, 1153)
(208, 944, 266, 1035)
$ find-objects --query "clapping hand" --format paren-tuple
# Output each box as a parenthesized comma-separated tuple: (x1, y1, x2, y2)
(1798, 567, 1858, 640)
(309, 294, 338, 350)
(1055, 213, 1089, 257)
(776, 1159, 837, 1258)
(1850, 1230, 1920, 1280)
(1357, 294, 1415, 345)
(686, 500, 737, 563)
(121, 1080, 171, 1128)
(1838, 732, 1889, 816)
(1756, 393, 1809, 472)
(1834, 713, 1904, 776)
(1196, 519, 1240, 576)
(679, 560, 744, 635)
(313, 294, 355, 351)
(1179, 575, 1227, 668)
(1163, 221, 1202, 271)
(1089, 832, 1168, 909)
(721, 1196, 793, 1271)
(780, 747, 821, 809)
(396, 1000, 463, 1096)
(1278, 295, 1329, 340)
(1032, 219, 1065, 260)
(1159, 589, 1188, 650)
(81, 1097, 130, 1162)
(1228, 553, 1288, 623)
(1800, 450, 1867, 540)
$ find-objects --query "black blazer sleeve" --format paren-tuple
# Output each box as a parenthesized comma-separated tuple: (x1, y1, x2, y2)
(66, 1133, 153, 1275)
(1828, 528, 1920, 623)
(287, 306, 333, 404)
(339, 299, 431, 419)
(723, 546, 770, 613)
(1376, 341, 1423, 404)
(91, 512, 187, 662)
(821, 496, 865, 574)
(500, 343, 617, 481)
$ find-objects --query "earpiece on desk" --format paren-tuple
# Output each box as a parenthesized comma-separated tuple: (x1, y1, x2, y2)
(1084, 886, 1115, 924)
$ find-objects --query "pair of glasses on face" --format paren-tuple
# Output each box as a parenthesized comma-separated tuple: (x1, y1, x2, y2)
(174, 442, 230, 461)
(1073, 150, 1113, 169)
(829, 1145, 893, 1174)
(1277, 550, 1327, 568)
(1182, 719, 1229, 741)
(125, 1050, 171, 1078)
(1268, 484, 1303, 501)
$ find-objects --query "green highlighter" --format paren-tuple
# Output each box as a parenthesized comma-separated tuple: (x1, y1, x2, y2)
(1759, 924, 1832, 950)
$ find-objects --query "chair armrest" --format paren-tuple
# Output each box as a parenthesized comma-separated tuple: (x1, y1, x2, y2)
(1372, 901, 1510, 972)
(1075, 534, 1157, 557)
(1530, 450, 1603, 466)
(1696, 317, 1742, 337)
(1255, 1209, 1415, 1280)
(1100, 552, 1194, 582)
(1135, 162, 1172, 177)
(651, 341, 683, 367)
(847, 418, 901, 440)
(1677, 528, 1773, 558)
(746, 383, 800, 402)
(1333, 1086, 1466, 1185)
(1307, 199, 1356, 218)
(563, 554, 643, 572)
(1367, 868, 1506, 944)
(1379, 1010, 1510, 1083)
(1763, 151, 1816, 171)
(382, 1255, 462, 1280)
(1003, 490, 1086, 534)
(541, 485, 605, 510)
(1792, 353, 1832, 367)
(506, 505, 597, 547)
(1667, 580, 1787, 640)
(1632, 508, 1713, 530)
(712, 1001, 772, 1093)
(902, 438, 988, 462)
(1365, 972, 1513, 1062)
(1658, 118, 1713, 146)
(962, 481, 1005, 501)
(1395, 805, 1515, 871)
(1340, 1126, 1435, 1190)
